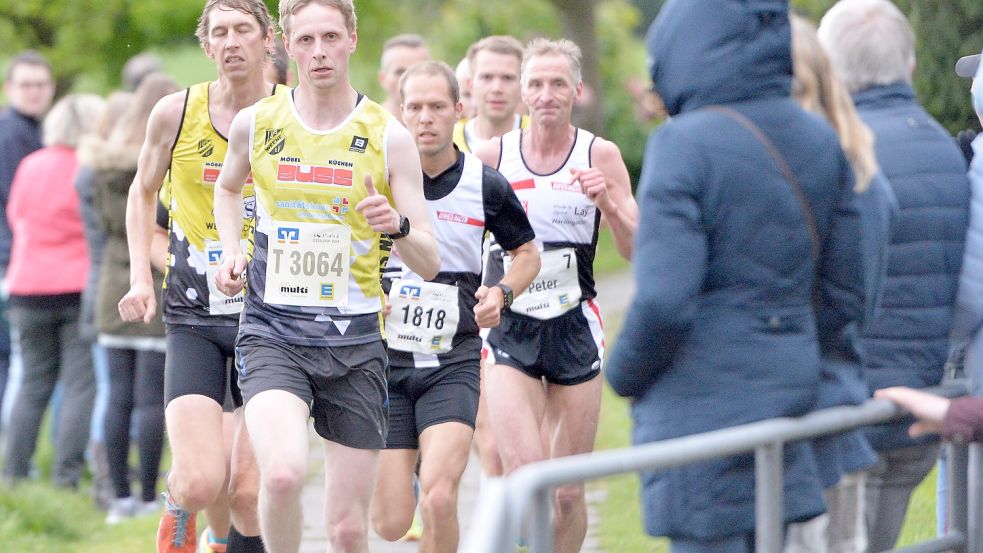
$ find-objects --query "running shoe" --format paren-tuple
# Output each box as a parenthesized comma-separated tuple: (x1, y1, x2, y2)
(105, 496, 136, 525)
(197, 526, 228, 553)
(399, 511, 424, 542)
(157, 493, 197, 553)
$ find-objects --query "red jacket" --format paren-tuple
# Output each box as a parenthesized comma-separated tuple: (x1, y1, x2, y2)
(6, 145, 88, 296)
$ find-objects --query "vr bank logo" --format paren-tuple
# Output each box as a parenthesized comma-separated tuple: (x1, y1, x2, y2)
(277, 227, 300, 244)
(320, 283, 334, 300)
(208, 250, 222, 264)
(398, 285, 421, 300)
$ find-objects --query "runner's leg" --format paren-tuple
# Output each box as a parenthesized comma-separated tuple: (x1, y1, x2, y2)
(486, 364, 548, 472)
(371, 448, 417, 541)
(417, 421, 473, 553)
(323, 440, 379, 553)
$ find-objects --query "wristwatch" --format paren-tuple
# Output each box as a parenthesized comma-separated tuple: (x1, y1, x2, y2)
(387, 214, 411, 240)
(494, 283, 514, 312)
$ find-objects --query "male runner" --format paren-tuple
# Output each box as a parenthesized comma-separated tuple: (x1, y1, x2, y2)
(378, 34, 431, 121)
(473, 38, 638, 552)
(452, 35, 529, 154)
(117, 1, 279, 551)
(370, 61, 539, 553)
(212, 1, 439, 552)
(454, 57, 475, 121)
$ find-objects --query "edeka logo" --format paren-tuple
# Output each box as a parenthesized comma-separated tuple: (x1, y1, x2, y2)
(349, 135, 368, 154)
(430, 336, 442, 350)
(277, 163, 353, 187)
(320, 283, 334, 300)
(277, 227, 300, 244)
(264, 128, 285, 155)
(559, 293, 569, 306)
(208, 249, 222, 264)
(398, 284, 421, 300)
(198, 138, 214, 157)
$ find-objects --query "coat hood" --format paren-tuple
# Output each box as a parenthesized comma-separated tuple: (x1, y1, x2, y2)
(647, 0, 793, 116)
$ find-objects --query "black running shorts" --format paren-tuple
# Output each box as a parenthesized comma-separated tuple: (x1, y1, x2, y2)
(235, 334, 389, 450)
(487, 300, 605, 386)
(165, 324, 242, 409)
(385, 359, 480, 450)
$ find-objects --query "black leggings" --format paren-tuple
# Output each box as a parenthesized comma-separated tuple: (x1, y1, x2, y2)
(104, 348, 165, 502)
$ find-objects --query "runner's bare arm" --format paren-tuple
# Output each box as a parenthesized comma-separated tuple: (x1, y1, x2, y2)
(474, 240, 540, 328)
(213, 107, 253, 295)
(576, 138, 638, 261)
(119, 91, 183, 323)
(150, 225, 169, 274)
(380, 123, 440, 279)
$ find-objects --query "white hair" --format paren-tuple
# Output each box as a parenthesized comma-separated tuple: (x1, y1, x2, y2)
(817, 0, 916, 93)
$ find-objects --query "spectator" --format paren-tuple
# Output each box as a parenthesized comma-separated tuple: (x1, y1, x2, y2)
(955, 53, 981, 165)
(1, 93, 105, 488)
(76, 90, 134, 510)
(0, 50, 55, 429)
(786, 14, 897, 553)
(819, 2, 971, 550)
(605, 2, 864, 552)
(88, 73, 177, 522)
(121, 53, 164, 92)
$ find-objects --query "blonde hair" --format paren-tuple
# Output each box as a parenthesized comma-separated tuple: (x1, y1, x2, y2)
(279, 0, 356, 37)
(467, 35, 524, 67)
(792, 14, 878, 192)
(109, 73, 179, 148)
(43, 94, 106, 148)
(522, 38, 582, 85)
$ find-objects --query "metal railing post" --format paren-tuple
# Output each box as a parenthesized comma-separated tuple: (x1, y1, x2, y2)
(967, 444, 983, 553)
(949, 443, 969, 553)
(755, 442, 785, 553)
(528, 486, 553, 553)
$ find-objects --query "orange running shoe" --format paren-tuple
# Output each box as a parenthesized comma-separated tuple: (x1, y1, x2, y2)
(157, 493, 197, 553)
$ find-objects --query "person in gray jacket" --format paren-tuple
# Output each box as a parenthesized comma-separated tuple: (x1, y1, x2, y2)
(819, 2, 971, 550)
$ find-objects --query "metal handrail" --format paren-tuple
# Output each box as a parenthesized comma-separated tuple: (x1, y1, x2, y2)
(464, 381, 971, 553)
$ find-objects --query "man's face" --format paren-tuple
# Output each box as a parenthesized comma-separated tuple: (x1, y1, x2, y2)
(456, 63, 475, 120)
(285, 3, 357, 91)
(4, 64, 54, 118)
(521, 54, 581, 127)
(379, 46, 430, 100)
(471, 50, 521, 124)
(204, 6, 273, 80)
(401, 73, 461, 158)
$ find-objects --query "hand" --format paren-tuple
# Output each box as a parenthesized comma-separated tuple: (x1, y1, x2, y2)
(874, 387, 951, 437)
(473, 285, 503, 329)
(382, 299, 393, 318)
(216, 252, 248, 297)
(118, 281, 157, 324)
(355, 174, 400, 235)
(571, 167, 614, 212)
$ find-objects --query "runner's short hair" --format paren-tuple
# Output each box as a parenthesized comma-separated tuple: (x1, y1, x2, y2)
(521, 38, 582, 85)
(399, 60, 459, 105)
(467, 35, 524, 67)
(195, 0, 274, 48)
(381, 34, 429, 69)
(279, 0, 356, 37)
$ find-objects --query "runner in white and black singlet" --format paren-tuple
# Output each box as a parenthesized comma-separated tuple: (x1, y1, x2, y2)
(472, 38, 638, 553)
(370, 61, 539, 553)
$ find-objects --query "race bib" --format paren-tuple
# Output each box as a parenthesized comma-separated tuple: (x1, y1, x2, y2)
(507, 247, 581, 320)
(264, 221, 350, 307)
(385, 279, 460, 355)
(205, 240, 248, 315)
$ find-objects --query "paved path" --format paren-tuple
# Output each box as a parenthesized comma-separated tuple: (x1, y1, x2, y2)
(298, 270, 636, 552)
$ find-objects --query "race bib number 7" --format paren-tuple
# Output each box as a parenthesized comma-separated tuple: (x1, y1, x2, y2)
(506, 247, 581, 320)
(385, 279, 460, 355)
(265, 221, 350, 307)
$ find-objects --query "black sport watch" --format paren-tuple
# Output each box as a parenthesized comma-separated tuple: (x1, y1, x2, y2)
(387, 214, 411, 240)
(494, 283, 514, 312)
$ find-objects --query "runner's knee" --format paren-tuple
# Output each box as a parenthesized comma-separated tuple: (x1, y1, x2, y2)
(261, 462, 306, 499)
(420, 477, 457, 523)
(171, 468, 225, 511)
(329, 517, 368, 553)
(553, 483, 585, 516)
(372, 508, 411, 542)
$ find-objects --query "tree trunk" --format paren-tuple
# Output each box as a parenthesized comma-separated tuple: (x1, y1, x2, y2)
(549, 0, 606, 135)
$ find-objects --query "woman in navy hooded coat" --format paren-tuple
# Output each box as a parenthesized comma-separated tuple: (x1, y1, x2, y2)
(605, 1, 865, 550)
